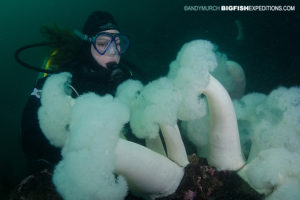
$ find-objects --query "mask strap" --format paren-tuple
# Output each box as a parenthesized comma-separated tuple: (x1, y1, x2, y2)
(74, 30, 92, 42)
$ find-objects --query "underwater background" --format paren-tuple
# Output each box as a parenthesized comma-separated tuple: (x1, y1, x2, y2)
(0, 0, 299, 199)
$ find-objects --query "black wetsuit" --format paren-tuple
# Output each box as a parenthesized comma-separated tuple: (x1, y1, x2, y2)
(21, 59, 134, 171)
(22, 78, 61, 170)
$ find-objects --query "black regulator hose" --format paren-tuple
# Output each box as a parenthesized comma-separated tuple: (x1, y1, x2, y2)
(14, 42, 56, 74)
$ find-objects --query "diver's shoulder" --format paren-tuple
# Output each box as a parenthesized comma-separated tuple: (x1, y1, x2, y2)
(36, 77, 48, 88)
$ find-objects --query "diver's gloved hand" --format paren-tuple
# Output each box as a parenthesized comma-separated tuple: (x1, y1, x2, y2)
(107, 62, 132, 81)
(107, 62, 132, 93)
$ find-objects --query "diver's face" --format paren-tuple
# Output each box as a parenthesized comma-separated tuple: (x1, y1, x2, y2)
(90, 29, 121, 68)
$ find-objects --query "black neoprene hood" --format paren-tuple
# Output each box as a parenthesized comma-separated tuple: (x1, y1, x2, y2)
(82, 11, 119, 37)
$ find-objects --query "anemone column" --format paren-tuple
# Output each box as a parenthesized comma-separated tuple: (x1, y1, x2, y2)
(204, 75, 245, 170)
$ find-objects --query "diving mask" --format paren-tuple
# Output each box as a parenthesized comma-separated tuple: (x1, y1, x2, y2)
(91, 32, 130, 56)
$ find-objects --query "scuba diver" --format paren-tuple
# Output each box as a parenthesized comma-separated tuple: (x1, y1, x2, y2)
(19, 11, 136, 172)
